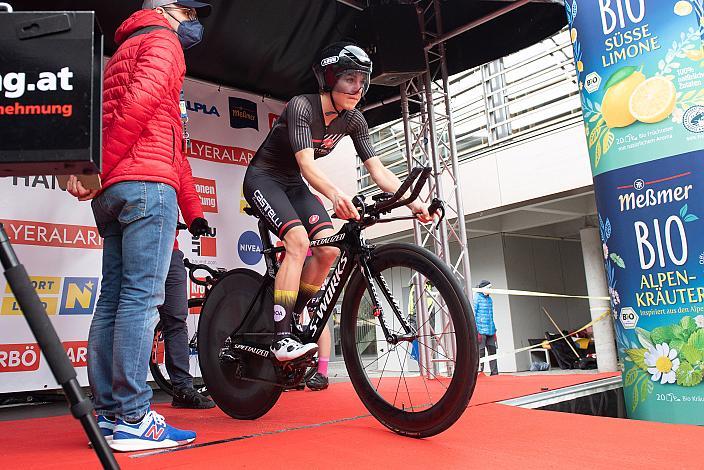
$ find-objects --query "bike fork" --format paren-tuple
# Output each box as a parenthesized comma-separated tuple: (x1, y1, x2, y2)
(358, 256, 416, 344)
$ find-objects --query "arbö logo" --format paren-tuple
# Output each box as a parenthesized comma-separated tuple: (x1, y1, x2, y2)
(238, 231, 262, 266)
(0, 343, 40, 372)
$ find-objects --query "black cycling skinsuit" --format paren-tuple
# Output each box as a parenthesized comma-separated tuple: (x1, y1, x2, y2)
(243, 93, 375, 239)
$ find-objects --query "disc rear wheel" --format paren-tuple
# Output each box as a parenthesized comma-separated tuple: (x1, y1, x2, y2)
(198, 269, 282, 419)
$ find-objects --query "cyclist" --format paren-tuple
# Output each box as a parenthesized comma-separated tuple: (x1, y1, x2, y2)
(243, 41, 433, 362)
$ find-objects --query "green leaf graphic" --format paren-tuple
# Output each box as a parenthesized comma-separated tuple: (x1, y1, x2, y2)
(676, 361, 703, 387)
(625, 367, 639, 387)
(651, 326, 675, 344)
(626, 348, 648, 371)
(689, 329, 704, 349)
(636, 328, 653, 350)
(604, 66, 638, 91)
(632, 383, 639, 412)
(681, 344, 702, 364)
(681, 316, 697, 336)
(610, 253, 626, 268)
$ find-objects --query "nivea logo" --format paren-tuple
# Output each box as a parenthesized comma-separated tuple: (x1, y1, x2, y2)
(238, 231, 262, 265)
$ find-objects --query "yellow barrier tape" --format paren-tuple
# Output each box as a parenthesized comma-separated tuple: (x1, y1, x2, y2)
(473, 287, 610, 301)
(478, 309, 611, 365)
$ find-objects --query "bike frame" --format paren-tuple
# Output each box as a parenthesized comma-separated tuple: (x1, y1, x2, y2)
(227, 217, 416, 357)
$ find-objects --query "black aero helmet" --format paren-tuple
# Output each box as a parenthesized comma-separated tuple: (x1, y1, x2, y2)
(313, 41, 373, 96)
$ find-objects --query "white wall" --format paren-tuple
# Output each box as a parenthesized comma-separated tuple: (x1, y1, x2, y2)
(503, 235, 590, 370)
(467, 234, 517, 372)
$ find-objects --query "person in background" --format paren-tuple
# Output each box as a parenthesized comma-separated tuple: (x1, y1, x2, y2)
(474, 280, 498, 376)
(160, 186, 215, 408)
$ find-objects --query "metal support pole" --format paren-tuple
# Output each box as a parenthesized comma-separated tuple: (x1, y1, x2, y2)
(0, 225, 119, 469)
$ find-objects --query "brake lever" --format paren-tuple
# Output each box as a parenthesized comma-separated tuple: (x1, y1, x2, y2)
(428, 198, 445, 230)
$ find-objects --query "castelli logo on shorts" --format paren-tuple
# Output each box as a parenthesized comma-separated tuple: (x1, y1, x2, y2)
(0, 343, 40, 372)
(309, 214, 320, 225)
(273, 304, 286, 322)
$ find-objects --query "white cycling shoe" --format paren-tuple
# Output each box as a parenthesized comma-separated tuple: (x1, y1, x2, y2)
(271, 337, 318, 362)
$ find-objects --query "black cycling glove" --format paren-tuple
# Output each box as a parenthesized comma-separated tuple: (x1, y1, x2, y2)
(189, 217, 212, 237)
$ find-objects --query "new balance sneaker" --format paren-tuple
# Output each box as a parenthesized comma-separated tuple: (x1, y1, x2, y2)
(98, 415, 116, 441)
(306, 372, 329, 391)
(89, 415, 116, 448)
(172, 387, 216, 409)
(270, 337, 318, 362)
(109, 410, 196, 452)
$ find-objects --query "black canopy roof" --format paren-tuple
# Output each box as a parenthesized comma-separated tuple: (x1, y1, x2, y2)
(9, 0, 567, 126)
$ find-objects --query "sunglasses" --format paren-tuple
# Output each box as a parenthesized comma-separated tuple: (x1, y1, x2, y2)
(164, 7, 198, 20)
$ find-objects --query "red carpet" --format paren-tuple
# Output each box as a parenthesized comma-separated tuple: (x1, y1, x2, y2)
(4, 372, 702, 469)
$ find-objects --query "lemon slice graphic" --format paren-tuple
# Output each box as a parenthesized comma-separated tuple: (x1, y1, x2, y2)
(628, 77, 677, 124)
(674, 1, 693, 16)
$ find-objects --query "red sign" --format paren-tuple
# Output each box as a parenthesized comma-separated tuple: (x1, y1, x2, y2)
(189, 278, 206, 314)
(0, 343, 41, 372)
(199, 237, 217, 257)
(0, 219, 102, 249)
(193, 177, 218, 213)
(268, 113, 280, 129)
(188, 139, 254, 166)
(63, 341, 88, 367)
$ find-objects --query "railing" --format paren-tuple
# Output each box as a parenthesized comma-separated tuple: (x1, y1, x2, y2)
(358, 28, 583, 193)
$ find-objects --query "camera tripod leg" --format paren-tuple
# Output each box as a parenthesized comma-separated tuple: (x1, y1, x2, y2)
(0, 225, 119, 469)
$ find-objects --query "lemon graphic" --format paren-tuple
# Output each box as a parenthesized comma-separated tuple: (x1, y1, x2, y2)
(674, 1, 693, 16)
(570, 28, 577, 43)
(577, 61, 584, 72)
(685, 47, 704, 61)
(628, 77, 677, 124)
(601, 70, 646, 128)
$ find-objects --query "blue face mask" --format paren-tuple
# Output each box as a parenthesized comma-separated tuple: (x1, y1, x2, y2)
(177, 19, 203, 50)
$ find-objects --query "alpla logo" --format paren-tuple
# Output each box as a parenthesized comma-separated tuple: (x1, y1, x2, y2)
(192, 227, 217, 257)
(193, 177, 218, 213)
(186, 101, 220, 117)
(1, 276, 99, 316)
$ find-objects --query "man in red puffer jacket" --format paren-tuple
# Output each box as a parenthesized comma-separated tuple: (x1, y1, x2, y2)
(67, 0, 212, 453)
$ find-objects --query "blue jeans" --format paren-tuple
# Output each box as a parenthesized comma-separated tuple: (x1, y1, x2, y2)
(88, 181, 177, 420)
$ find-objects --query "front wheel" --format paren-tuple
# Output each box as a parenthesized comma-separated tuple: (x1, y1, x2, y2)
(341, 243, 478, 438)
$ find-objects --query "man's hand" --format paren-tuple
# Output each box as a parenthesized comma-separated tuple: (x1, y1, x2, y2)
(332, 193, 360, 220)
(66, 175, 98, 201)
(189, 217, 212, 237)
(408, 201, 434, 223)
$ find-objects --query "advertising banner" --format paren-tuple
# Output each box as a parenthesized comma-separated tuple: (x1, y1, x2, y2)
(0, 76, 283, 393)
(567, 0, 704, 423)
